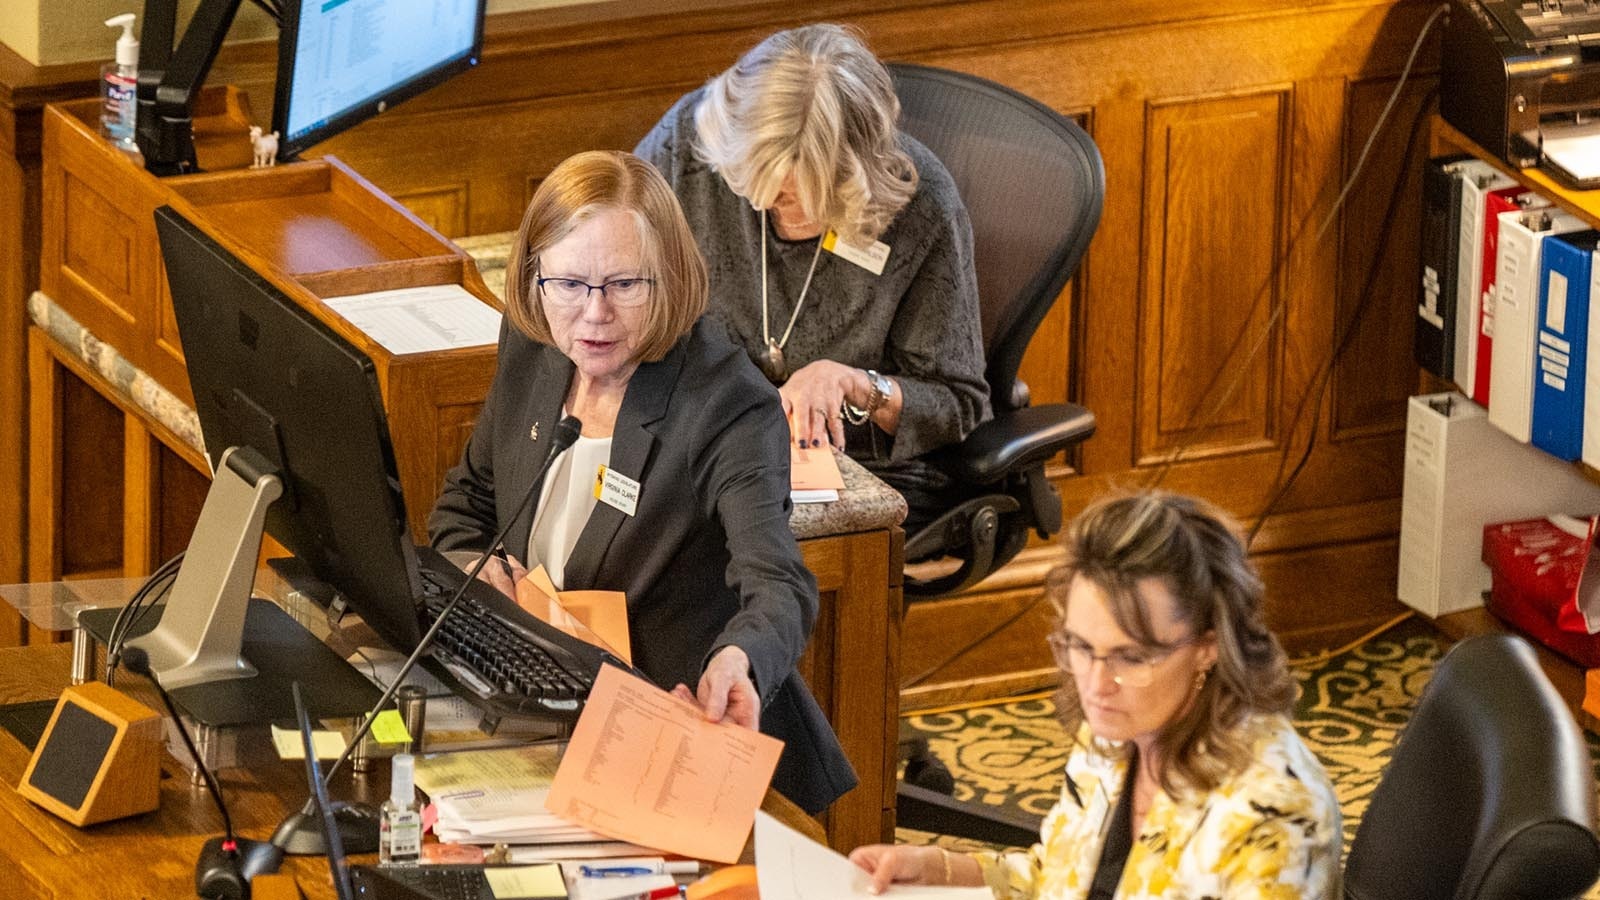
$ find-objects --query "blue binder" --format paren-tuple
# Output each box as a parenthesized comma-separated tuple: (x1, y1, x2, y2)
(1531, 229, 1600, 460)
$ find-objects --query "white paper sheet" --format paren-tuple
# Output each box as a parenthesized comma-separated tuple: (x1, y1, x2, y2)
(754, 811, 991, 900)
(324, 284, 501, 355)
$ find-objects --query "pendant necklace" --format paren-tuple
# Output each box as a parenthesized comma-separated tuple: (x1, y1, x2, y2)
(759, 208, 825, 384)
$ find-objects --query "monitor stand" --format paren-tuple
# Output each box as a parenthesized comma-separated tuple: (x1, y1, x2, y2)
(75, 445, 380, 726)
(125, 445, 281, 689)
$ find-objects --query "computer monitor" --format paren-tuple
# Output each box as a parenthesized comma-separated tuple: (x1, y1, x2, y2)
(146, 204, 429, 672)
(135, 0, 486, 175)
(271, 0, 487, 163)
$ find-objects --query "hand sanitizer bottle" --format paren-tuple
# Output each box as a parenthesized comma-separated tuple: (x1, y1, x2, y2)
(379, 753, 423, 865)
(101, 14, 138, 150)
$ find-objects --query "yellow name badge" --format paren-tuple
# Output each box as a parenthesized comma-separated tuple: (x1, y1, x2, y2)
(822, 229, 890, 276)
(593, 465, 640, 516)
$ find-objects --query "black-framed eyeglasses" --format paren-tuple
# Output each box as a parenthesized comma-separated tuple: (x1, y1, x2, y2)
(536, 276, 655, 308)
(1046, 631, 1199, 688)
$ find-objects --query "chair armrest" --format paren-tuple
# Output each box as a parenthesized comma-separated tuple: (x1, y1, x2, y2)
(937, 403, 1096, 483)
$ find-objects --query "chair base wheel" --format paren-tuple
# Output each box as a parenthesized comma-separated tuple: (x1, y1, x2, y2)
(903, 739, 956, 794)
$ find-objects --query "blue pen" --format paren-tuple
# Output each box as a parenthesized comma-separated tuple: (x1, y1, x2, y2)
(579, 865, 657, 878)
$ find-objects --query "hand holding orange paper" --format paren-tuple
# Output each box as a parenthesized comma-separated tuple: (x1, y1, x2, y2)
(545, 664, 783, 863)
(514, 565, 631, 664)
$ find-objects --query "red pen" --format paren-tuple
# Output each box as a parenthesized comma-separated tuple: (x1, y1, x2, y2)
(644, 887, 685, 900)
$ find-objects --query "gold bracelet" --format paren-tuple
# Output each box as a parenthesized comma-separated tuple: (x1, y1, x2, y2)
(938, 847, 953, 885)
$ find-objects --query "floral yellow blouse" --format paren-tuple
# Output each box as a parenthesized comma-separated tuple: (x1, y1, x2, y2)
(974, 714, 1341, 900)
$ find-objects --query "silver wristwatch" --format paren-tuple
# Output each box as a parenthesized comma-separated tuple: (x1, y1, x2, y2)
(842, 369, 894, 425)
(864, 369, 894, 413)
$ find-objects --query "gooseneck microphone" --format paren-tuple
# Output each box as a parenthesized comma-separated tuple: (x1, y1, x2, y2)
(271, 415, 584, 857)
(122, 646, 283, 899)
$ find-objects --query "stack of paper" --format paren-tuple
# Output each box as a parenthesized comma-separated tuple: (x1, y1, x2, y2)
(791, 445, 845, 504)
(416, 744, 608, 845)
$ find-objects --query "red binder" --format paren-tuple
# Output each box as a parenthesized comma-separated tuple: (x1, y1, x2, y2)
(1472, 185, 1533, 407)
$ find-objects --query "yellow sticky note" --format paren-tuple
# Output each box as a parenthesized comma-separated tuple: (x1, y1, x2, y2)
(270, 725, 346, 760)
(484, 864, 566, 898)
(369, 709, 412, 745)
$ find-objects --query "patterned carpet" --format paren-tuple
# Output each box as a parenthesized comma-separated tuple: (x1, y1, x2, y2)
(898, 614, 1600, 889)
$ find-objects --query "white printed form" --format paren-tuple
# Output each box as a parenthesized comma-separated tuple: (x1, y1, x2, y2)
(544, 664, 782, 862)
(323, 284, 501, 355)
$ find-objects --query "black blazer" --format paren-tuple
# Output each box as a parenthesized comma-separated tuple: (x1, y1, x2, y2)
(429, 318, 857, 813)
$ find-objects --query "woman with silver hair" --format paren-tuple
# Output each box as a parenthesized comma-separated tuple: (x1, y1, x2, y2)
(635, 24, 990, 533)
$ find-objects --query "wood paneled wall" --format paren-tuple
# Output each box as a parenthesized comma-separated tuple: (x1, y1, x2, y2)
(6, 0, 1433, 701)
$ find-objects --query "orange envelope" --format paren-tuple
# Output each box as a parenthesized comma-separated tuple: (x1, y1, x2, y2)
(514, 565, 632, 664)
(790, 445, 844, 491)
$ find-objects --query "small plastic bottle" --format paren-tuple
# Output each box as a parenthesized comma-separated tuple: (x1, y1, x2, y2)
(101, 14, 138, 150)
(379, 753, 423, 865)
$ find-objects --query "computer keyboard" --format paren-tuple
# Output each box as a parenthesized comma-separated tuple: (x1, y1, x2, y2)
(416, 570, 596, 723)
(352, 864, 499, 900)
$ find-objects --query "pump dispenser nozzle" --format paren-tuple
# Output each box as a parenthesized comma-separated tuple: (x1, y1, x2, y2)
(105, 14, 138, 67)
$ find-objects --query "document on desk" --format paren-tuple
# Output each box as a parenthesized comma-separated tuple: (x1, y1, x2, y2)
(790, 445, 844, 504)
(545, 665, 782, 863)
(416, 744, 609, 844)
(323, 284, 501, 356)
(754, 811, 991, 900)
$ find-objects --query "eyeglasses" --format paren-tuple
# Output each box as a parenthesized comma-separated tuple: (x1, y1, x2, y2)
(536, 276, 655, 308)
(1046, 632, 1197, 688)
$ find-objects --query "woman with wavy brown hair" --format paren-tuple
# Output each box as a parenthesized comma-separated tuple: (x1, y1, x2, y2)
(851, 490, 1340, 898)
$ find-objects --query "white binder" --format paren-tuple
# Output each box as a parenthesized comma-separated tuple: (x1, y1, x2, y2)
(1453, 161, 1515, 395)
(1487, 208, 1588, 441)
(1399, 392, 1600, 617)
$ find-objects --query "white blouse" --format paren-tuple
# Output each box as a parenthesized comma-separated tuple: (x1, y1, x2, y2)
(525, 433, 612, 590)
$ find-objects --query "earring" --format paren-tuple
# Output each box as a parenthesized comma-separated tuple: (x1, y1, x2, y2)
(1193, 668, 1210, 693)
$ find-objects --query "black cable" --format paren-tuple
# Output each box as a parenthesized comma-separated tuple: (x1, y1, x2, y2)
(904, 5, 1449, 689)
(1247, 88, 1437, 546)
(1144, 2, 1448, 489)
(123, 648, 235, 841)
(104, 551, 186, 680)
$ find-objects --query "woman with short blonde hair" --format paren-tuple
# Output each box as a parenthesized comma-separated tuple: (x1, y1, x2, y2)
(432, 150, 857, 815)
(637, 24, 990, 534)
(504, 151, 707, 362)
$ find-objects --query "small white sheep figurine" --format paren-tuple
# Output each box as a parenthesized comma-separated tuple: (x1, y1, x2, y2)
(249, 125, 279, 169)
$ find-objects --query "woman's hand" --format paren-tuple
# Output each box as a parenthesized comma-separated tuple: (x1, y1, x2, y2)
(848, 845, 960, 894)
(672, 645, 760, 730)
(476, 553, 526, 599)
(780, 359, 867, 450)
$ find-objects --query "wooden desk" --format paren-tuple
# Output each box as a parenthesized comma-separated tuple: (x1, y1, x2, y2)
(0, 642, 374, 898)
(32, 89, 903, 854)
(0, 642, 826, 897)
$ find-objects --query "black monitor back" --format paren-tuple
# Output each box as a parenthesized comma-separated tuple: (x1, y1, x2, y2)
(154, 205, 425, 654)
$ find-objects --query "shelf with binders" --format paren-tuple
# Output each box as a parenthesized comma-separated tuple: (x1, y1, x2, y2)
(1427, 115, 1600, 486)
(1425, 116, 1600, 726)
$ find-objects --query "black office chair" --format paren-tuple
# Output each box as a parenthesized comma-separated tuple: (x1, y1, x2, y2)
(886, 64, 1103, 844)
(1344, 634, 1600, 900)
(887, 62, 1103, 599)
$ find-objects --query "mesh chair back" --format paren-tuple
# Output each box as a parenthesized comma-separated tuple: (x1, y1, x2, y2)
(888, 63, 1104, 414)
(1343, 634, 1600, 900)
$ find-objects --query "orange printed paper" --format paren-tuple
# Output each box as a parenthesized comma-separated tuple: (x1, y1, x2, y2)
(515, 565, 631, 663)
(544, 665, 782, 863)
(790, 445, 844, 491)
